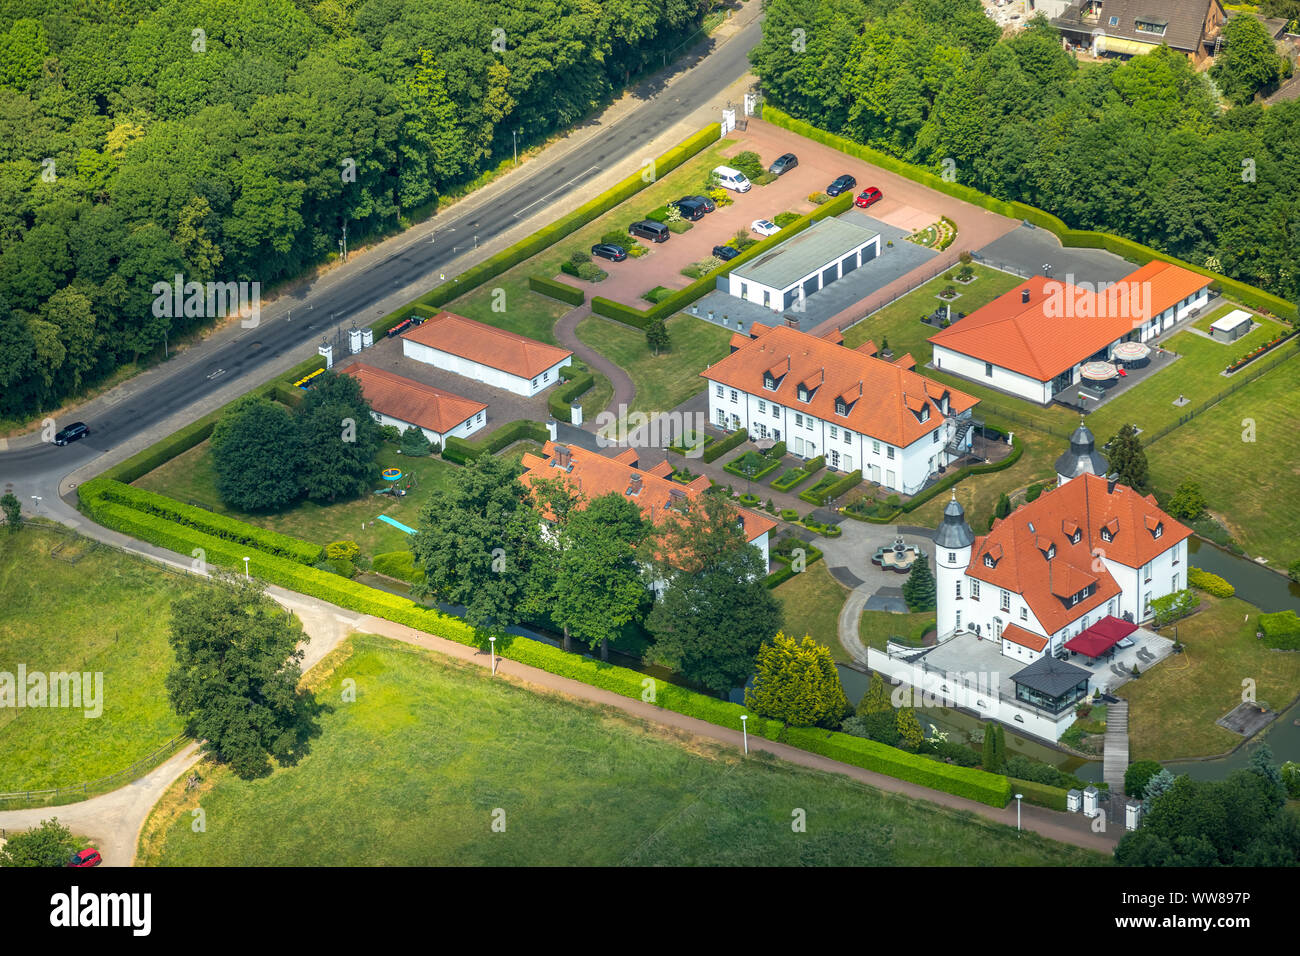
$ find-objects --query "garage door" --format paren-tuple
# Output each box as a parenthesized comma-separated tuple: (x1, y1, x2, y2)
(802, 275, 819, 299)
(822, 264, 838, 288)
(861, 243, 878, 264)
(783, 288, 797, 310)
(841, 253, 858, 275)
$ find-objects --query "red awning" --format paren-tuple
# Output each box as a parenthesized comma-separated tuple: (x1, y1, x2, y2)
(1064, 616, 1137, 659)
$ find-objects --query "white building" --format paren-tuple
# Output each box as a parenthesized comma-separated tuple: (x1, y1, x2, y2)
(339, 363, 487, 446)
(401, 311, 573, 397)
(929, 261, 1211, 405)
(726, 217, 881, 313)
(702, 324, 980, 494)
(934, 423, 1193, 662)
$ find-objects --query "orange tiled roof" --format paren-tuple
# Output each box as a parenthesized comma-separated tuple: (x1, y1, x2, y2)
(338, 363, 486, 434)
(518, 441, 777, 546)
(401, 311, 572, 380)
(1122, 260, 1213, 318)
(701, 325, 979, 448)
(1001, 623, 1048, 653)
(969, 473, 1191, 634)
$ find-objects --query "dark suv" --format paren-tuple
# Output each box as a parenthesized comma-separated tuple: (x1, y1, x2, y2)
(670, 198, 706, 221)
(826, 174, 857, 197)
(711, 245, 741, 261)
(688, 194, 716, 213)
(53, 422, 89, 445)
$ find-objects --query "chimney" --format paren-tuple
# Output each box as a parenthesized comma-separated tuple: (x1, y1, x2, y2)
(1021, 288, 1031, 304)
(553, 444, 572, 470)
(627, 473, 643, 496)
(1107, 474, 1119, 494)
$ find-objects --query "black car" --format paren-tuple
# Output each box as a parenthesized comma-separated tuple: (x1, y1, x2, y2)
(711, 245, 741, 261)
(591, 243, 627, 262)
(53, 422, 89, 445)
(769, 153, 798, 176)
(670, 198, 706, 222)
(686, 194, 715, 213)
(826, 174, 857, 197)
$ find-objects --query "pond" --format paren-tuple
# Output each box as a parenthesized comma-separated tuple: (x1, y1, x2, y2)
(1187, 537, 1300, 615)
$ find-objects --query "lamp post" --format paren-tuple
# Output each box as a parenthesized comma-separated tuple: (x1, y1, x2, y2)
(740, 714, 749, 754)
(513, 128, 521, 166)
(489, 635, 497, 676)
(242, 556, 250, 580)
(1015, 792, 1023, 835)
(29, 496, 41, 515)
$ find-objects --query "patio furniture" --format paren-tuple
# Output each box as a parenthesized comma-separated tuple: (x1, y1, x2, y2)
(1112, 341, 1150, 362)
(1080, 361, 1119, 382)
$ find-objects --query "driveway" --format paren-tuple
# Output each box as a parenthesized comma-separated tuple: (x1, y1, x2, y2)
(974, 223, 1135, 287)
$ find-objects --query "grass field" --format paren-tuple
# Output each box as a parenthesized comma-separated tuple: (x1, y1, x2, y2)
(137, 634, 1107, 866)
(774, 563, 851, 663)
(0, 525, 192, 791)
(576, 313, 733, 420)
(1145, 352, 1300, 567)
(1117, 595, 1300, 761)
(858, 609, 936, 652)
(133, 440, 460, 557)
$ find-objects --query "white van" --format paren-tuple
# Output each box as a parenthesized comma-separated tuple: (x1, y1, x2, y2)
(713, 165, 751, 193)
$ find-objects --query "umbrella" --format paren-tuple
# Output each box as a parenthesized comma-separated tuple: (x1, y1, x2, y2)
(1080, 361, 1119, 382)
(1112, 341, 1150, 362)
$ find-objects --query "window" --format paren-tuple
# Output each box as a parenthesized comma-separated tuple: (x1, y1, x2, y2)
(1101, 528, 1112, 543)
(1143, 592, 1152, 617)
(920, 406, 929, 422)
(985, 362, 993, 378)
(1108, 15, 1119, 24)
(1143, 561, 1152, 583)
(1135, 18, 1167, 35)
(955, 581, 962, 599)
(543, 371, 550, 382)
(475, 412, 483, 423)
(835, 400, 847, 415)
(1172, 542, 1180, 566)
(1071, 530, 1081, 544)
(984, 554, 996, 569)
(1047, 545, 1056, 560)
(730, 389, 738, 403)
(763, 373, 776, 390)
(872, 440, 881, 455)
(932, 429, 939, 443)
(971, 580, 980, 600)
(795, 413, 804, 427)
(843, 430, 851, 445)
(829, 425, 838, 439)
(886, 446, 895, 460)
(531, 377, 539, 388)
(772, 405, 780, 419)
(717, 408, 728, 427)
(948, 552, 956, 563)
(1000, 589, 1011, 612)
(797, 385, 809, 402)
(715, 384, 723, 398)
(1153, 524, 1163, 539)
(1020, 607, 1028, 621)
(758, 399, 766, 414)
(955, 609, 961, 629)
(1172, 573, 1179, 592)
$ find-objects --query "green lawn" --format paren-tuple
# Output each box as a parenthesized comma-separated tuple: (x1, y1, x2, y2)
(132, 440, 461, 557)
(0, 525, 193, 791)
(774, 562, 851, 663)
(138, 634, 1107, 866)
(1145, 351, 1300, 567)
(858, 609, 936, 653)
(1117, 595, 1300, 761)
(447, 274, 571, 344)
(576, 313, 733, 421)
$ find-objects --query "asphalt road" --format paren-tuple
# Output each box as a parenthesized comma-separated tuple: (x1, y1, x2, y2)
(0, 14, 763, 490)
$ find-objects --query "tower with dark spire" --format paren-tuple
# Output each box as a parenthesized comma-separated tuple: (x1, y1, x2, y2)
(935, 493, 975, 638)
(1055, 417, 1109, 486)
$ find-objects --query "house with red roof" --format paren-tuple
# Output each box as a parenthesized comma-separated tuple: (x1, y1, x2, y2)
(400, 311, 573, 397)
(339, 363, 487, 445)
(929, 261, 1211, 404)
(518, 441, 777, 572)
(703, 323, 980, 494)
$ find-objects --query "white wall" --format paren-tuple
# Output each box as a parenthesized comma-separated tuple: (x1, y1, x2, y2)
(932, 345, 1054, 405)
(727, 235, 882, 312)
(403, 338, 570, 396)
(370, 408, 486, 446)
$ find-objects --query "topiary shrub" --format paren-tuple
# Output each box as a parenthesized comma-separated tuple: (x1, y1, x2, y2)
(399, 425, 433, 457)
(780, 508, 799, 521)
(1188, 566, 1234, 598)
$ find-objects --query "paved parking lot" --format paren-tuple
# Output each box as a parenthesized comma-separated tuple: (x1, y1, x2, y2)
(975, 224, 1136, 287)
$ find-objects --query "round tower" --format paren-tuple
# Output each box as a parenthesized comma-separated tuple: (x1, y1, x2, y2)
(1055, 417, 1109, 486)
(935, 493, 975, 639)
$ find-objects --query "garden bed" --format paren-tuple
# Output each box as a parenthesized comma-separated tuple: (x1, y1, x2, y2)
(723, 449, 783, 482)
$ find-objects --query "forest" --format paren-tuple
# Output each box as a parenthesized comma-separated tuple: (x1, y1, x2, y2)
(0, 0, 713, 420)
(750, 0, 1300, 312)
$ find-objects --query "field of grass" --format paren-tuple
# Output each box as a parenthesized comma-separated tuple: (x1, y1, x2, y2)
(138, 634, 1107, 866)
(774, 563, 850, 663)
(133, 439, 460, 557)
(1145, 352, 1300, 567)
(0, 525, 193, 791)
(1117, 595, 1300, 761)
(858, 609, 936, 652)
(576, 313, 733, 420)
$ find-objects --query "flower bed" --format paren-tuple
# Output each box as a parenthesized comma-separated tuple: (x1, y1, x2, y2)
(723, 449, 783, 482)
(1224, 329, 1299, 374)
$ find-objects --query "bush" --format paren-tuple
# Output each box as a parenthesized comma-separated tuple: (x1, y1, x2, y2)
(779, 508, 799, 521)
(1289, 560, 1300, 585)
(773, 212, 800, 228)
(325, 540, 360, 562)
(575, 262, 607, 282)
(798, 469, 860, 506)
(701, 427, 747, 463)
(372, 550, 425, 584)
(547, 370, 595, 420)
(378, 424, 402, 443)
(528, 274, 584, 306)
(1124, 759, 1164, 798)
(1187, 566, 1235, 598)
(1150, 589, 1196, 627)
(568, 249, 591, 265)
(1025, 482, 1046, 503)
(808, 191, 830, 204)
(399, 426, 433, 457)
(443, 420, 550, 465)
(1259, 610, 1300, 649)
(1166, 479, 1208, 521)
(730, 150, 764, 180)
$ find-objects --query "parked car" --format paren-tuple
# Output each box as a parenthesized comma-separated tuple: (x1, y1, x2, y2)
(751, 219, 781, 237)
(768, 153, 798, 176)
(53, 422, 89, 446)
(712, 244, 741, 261)
(826, 174, 857, 197)
(628, 220, 670, 243)
(688, 194, 716, 213)
(854, 186, 883, 208)
(67, 848, 102, 868)
(670, 198, 706, 221)
(712, 165, 751, 192)
(590, 243, 627, 262)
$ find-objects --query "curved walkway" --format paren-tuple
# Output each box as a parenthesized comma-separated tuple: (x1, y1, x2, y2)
(554, 302, 635, 428)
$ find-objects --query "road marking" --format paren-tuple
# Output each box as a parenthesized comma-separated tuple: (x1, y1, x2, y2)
(513, 166, 601, 218)
(206, 368, 226, 380)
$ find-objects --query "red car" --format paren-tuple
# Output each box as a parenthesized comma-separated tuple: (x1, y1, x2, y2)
(67, 848, 102, 867)
(854, 187, 883, 208)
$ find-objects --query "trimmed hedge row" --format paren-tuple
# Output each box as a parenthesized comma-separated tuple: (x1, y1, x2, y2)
(764, 541, 825, 589)
(771, 467, 815, 492)
(762, 107, 1297, 321)
(371, 550, 424, 584)
(442, 419, 550, 465)
(722, 452, 783, 481)
(781, 726, 1012, 808)
(547, 370, 595, 421)
(81, 478, 324, 564)
(528, 274, 584, 306)
(701, 427, 748, 464)
(1009, 778, 1070, 812)
(1259, 610, 1300, 650)
(1188, 566, 1235, 598)
(590, 191, 856, 329)
(372, 123, 723, 336)
(798, 468, 861, 506)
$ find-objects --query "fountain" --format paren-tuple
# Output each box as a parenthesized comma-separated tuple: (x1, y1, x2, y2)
(872, 534, 924, 573)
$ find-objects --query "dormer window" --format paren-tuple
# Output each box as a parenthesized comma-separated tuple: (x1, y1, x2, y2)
(984, 554, 996, 569)
(1153, 523, 1163, 539)
(920, 405, 930, 422)
(835, 399, 847, 416)
(763, 372, 777, 390)
(1101, 528, 1112, 542)
(1047, 545, 1056, 560)
(797, 385, 809, 402)
(1071, 530, 1081, 545)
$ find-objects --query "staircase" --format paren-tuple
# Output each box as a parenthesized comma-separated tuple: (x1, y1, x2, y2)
(945, 419, 974, 456)
(1103, 700, 1130, 796)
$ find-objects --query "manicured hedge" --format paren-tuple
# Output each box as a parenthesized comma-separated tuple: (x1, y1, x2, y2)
(771, 467, 815, 492)
(701, 427, 747, 463)
(764, 541, 825, 588)
(547, 370, 595, 421)
(799, 469, 861, 506)
(528, 275, 584, 306)
(442, 419, 550, 465)
(80, 478, 324, 564)
(1188, 566, 1235, 598)
(781, 726, 1012, 808)
(762, 107, 1298, 321)
(1009, 778, 1070, 812)
(372, 550, 424, 584)
(1259, 610, 1300, 650)
(590, 191, 856, 329)
(722, 451, 782, 481)
(371, 123, 723, 336)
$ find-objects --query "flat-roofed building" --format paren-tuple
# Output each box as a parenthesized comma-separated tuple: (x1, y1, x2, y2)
(726, 218, 881, 313)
